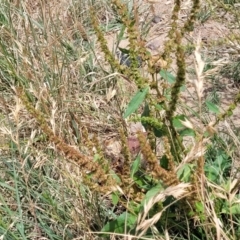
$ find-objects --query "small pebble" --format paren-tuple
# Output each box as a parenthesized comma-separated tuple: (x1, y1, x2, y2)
(152, 15, 162, 24)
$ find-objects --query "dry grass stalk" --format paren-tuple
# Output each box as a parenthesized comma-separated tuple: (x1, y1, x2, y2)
(136, 183, 191, 238)
(15, 87, 116, 191)
(193, 34, 205, 101)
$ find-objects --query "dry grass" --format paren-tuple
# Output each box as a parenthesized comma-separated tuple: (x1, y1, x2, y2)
(0, 0, 240, 239)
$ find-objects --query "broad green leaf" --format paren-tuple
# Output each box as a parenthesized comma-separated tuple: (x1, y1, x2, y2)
(93, 153, 101, 162)
(179, 128, 196, 137)
(111, 192, 119, 206)
(140, 184, 164, 208)
(101, 212, 137, 234)
(177, 164, 195, 182)
(160, 70, 175, 84)
(230, 204, 240, 214)
(124, 87, 149, 118)
(205, 153, 231, 183)
(131, 155, 141, 178)
(195, 201, 204, 213)
(172, 115, 186, 129)
(173, 115, 195, 136)
(205, 165, 219, 182)
(206, 101, 220, 114)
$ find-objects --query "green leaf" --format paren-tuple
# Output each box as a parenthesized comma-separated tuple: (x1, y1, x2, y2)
(172, 115, 186, 129)
(196, 201, 204, 212)
(160, 155, 169, 170)
(93, 153, 101, 162)
(0, 182, 15, 191)
(140, 184, 164, 208)
(133, 173, 154, 190)
(16, 223, 26, 239)
(124, 87, 149, 118)
(116, 26, 126, 47)
(111, 192, 119, 206)
(172, 114, 195, 136)
(9, 139, 18, 153)
(177, 164, 195, 182)
(131, 155, 141, 178)
(155, 103, 164, 110)
(160, 70, 175, 84)
(101, 212, 137, 234)
(118, 47, 130, 55)
(205, 165, 219, 182)
(153, 125, 167, 137)
(206, 101, 220, 114)
(205, 153, 231, 183)
(179, 128, 196, 137)
(230, 203, 240, 214)
(109, 170, 122, 184)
